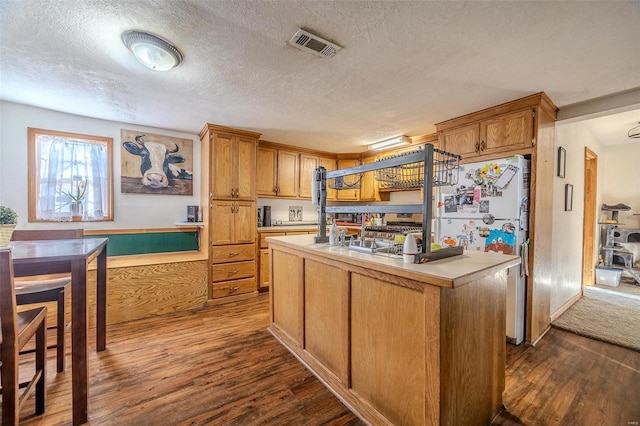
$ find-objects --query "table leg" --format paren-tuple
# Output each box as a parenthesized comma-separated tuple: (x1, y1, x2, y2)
(96, 247, 107, 351)
(71, 258, 88, 426)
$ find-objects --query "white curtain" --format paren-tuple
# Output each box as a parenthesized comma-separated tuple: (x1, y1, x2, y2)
(36, 135, 108, 221)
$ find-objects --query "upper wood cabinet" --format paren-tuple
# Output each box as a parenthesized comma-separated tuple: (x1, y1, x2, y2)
(256, 146, 299, 197)
(318, 156, 337, 201)
(299, 154, 318, 199)
(277, 150, 299, 197)
(335, 158, 360, 201)
(256, 147, 278, 196)
(359, 155, 378, 201)
(202, 126, 258, 200)
(438, 108, 534, 161)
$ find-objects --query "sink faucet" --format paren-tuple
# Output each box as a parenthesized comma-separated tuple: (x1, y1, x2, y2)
(338, 229, 347, 246)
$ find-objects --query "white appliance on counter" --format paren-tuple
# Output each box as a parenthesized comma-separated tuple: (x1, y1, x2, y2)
(435, 155, 529, 345)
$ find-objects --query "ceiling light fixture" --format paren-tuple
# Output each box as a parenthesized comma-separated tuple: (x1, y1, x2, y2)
(368, 135, 412, 151)
(122, 30, 183, 71)
(628, 122, 640, 139)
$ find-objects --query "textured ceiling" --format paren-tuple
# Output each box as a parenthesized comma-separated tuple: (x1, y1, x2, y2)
(1, 0, 639, 152)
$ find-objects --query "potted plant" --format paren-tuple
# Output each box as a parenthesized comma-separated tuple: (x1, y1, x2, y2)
(62, 177, 87, 218)
(0, 205, 18, 246)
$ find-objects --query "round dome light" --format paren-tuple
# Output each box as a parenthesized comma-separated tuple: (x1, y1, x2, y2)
(122, 30, 183, 71)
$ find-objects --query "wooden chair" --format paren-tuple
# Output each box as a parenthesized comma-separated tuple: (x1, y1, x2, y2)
(11, 229, 84, 372)
(1, 247, 48, 423)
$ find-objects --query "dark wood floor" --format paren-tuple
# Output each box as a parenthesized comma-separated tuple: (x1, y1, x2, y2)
(7, 294, 640, 425)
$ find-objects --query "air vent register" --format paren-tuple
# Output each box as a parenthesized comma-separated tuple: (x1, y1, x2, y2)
(288, 29, 342, 58)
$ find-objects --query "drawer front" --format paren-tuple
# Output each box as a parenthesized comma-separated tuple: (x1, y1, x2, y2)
(210, 244, 255, 264)
(210, 277, 256, 298)
(211, 261, 255, 282)
(259, 232, 285, 249)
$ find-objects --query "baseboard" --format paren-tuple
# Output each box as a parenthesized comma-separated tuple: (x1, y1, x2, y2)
(550, 291, 582, 322)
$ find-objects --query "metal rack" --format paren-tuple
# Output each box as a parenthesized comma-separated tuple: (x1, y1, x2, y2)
(313, 144, 463, 263)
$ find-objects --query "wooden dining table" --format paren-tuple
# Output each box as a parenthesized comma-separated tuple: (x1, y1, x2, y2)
(9, 237, 108, 426)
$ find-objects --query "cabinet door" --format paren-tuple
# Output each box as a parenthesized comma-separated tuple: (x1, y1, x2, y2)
(359, 156, 378, 201)
(256, 146, 278, 196)
(318, 157, 337, 201)
(211, 134, 235, 199)
(299, 154, 318, 199)
(259, 249, 270, 289)
(481, 108, 534, 154)
(440, 123, 480, 160)
(236, 137, 257, 199)
(234, 201, 256, 244)
(210, 200, 235, 245)
(336, 159, 360, 200)
(277, 150, 299, 197)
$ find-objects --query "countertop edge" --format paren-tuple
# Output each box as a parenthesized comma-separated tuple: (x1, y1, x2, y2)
(266, 234, 520, 288)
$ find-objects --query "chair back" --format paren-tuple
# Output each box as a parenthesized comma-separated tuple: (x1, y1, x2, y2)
(0, 248, 19, 347)
(11, 228, 84, 241)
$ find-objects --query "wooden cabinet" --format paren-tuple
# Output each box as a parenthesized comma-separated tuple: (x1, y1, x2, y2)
(299, 154, 318, 199)
(359, 155, 378, 201)
(439, 108, 534, 161)
(257, 229, 314, 290)
(256, 146, 278, 196)
(335, 158, 360, 201)
(210, 200, 256, 245)
(269, 237, 512, 426)
(318, 156, 337, 201)
(200, 123, 261, 303)
(209, 132, 256, 200)
(439, 123, 480, 160)
(256, 146, 299, 197)
(277, 150, 299, 197)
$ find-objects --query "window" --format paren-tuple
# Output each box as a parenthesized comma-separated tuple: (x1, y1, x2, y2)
(28, 128, 113, 222)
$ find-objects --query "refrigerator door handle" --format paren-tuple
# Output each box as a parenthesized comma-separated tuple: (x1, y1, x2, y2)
(521, 238, 530, 277)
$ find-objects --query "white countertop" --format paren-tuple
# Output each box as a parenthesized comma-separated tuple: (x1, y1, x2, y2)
(266, 234, 521, 288)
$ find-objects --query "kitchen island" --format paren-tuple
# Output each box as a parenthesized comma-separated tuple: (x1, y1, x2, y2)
(267, 234, 520, 426)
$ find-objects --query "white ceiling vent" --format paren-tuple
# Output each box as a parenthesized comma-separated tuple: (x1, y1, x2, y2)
(288, 29, 342, 58)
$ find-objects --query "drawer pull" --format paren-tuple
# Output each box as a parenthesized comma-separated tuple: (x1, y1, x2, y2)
(227, 270, 238, 275)
(228, 252, 240, 257)
(230, 286, 240, 292)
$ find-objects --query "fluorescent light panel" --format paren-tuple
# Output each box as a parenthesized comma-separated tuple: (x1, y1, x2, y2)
(368, 135, 411, 150)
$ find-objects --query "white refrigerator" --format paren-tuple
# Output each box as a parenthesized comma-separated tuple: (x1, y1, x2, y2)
(435, 156, 529, 345)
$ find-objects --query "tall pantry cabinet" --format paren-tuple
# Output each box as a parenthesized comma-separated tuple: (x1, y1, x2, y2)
(200, 124, 261, 304)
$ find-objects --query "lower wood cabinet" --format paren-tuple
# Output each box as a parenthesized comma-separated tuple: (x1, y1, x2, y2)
(209, 243, 257, 301)
(257, 229, 314, 291)
(269, 239, 508, 426)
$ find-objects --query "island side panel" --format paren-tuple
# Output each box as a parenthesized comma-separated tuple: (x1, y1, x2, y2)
(439, 270, 507, 425)
(350, 273, 427, 426)
(304, 259, 350, 385)
(270, 248, 304, 346)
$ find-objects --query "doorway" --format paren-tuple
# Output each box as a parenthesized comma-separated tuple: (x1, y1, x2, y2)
(582, 148, 598, 287)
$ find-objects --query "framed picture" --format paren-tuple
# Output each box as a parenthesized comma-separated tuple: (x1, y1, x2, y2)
(120, 130, 193, 195)
(565, 183, 573, 211)
(557, 147, 566, 178)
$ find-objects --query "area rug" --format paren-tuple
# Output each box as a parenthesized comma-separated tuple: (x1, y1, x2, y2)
(552, 282, 640, 352)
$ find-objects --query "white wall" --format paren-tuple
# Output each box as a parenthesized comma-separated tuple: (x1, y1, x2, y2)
(601, 142, 640, 228)
(0, 101, 201, 230)
(550, 121, 605, 314)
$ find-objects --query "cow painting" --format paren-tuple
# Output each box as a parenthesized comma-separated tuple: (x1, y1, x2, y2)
(121, 131, 193, 195)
